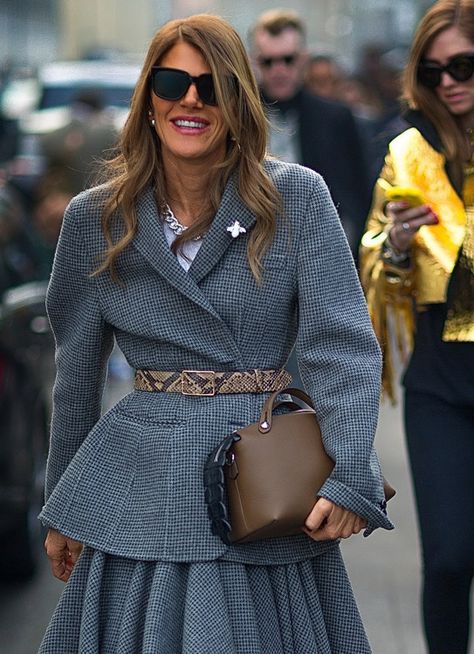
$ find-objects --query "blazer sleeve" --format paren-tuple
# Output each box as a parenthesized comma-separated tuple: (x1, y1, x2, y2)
(295, 173, 393, 533)
(44, 199, 114, 500)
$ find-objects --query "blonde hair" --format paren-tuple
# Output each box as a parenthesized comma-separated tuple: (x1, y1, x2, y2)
(95, 14, 281, 282)
(249, 8, 305, 41)
(403, 0, 474, 183)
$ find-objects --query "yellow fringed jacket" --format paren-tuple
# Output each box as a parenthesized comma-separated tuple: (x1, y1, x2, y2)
(360, 116, 472, 402)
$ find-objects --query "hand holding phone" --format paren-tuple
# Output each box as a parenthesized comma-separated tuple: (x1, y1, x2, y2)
(385, 186, 425, 207)
(384, 186, 438, 253)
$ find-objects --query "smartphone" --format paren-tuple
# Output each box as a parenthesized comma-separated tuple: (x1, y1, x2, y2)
(385, 186, 425, 207)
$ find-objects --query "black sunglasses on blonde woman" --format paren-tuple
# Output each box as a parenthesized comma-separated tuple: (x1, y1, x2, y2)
(151, 67, 217, 105)
(417, 52, 474, 88)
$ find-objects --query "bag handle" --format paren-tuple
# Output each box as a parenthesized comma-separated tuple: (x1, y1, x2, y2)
(259, 387, 315, 433)
(258, 387, 397, 503)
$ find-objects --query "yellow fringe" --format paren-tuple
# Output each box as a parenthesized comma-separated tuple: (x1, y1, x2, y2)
(361, 249, 415, 405)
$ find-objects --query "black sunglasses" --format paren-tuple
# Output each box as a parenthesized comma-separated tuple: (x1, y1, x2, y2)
(417, 53, 474, 88)
(258, 54, 298, 69)
(151, 66, 217, 105)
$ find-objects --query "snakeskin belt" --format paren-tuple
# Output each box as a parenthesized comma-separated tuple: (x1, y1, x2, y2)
(134, 368, 292, 396)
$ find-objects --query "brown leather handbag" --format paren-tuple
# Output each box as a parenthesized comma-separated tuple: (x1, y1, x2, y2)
(204, 387, 395, 545)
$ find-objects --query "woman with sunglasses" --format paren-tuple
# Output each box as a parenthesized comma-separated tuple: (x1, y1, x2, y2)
(360, 1, 474, 652)
(37, 13, 393, 654)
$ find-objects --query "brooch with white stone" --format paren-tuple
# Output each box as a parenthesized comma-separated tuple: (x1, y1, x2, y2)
(226, 221, 246, 238)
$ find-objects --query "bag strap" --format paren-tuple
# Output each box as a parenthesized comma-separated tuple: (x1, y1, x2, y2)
(259, 387, 315, 433)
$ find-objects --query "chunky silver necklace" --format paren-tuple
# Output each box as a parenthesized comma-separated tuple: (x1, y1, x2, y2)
(162, 204, 202, 240)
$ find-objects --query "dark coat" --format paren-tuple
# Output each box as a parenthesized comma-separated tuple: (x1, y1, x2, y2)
(263, 89, 372, 254)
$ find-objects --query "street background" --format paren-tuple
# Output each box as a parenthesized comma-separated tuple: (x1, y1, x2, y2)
(1, 1, 472, 653)
(2, 0, 435, 70)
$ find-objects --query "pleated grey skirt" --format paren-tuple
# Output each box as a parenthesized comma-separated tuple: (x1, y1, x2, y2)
(38, 545, 371, 653)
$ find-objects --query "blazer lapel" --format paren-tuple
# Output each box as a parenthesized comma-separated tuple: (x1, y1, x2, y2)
(132, 177, 257, 332)
(133, 186, 222, 321)
(189, 174, 256, 283)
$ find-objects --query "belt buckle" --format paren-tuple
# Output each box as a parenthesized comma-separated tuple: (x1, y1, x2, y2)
(181, 370, 216, 396)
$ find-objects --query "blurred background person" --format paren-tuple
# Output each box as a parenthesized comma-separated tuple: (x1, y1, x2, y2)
(376, 47, 410, 125)
(250, 7, 372, 389)
(367, 47, 412, 182)
(360, 1, 474, 652)
(354, 42, 412, 182)
(30, 185, 71, 277)
(0, 171, 54, 586)
(337, 73, 384, 123)
(338, 74, 384, 156)
(356, 44, 407, 128)
(356, 42, 390, 112)
(36, 87, 119, 198)
(249, 8, 371, 260)
(0, 180, 41, 291)
(28, 88, 120, 279)
(0, 109, 19, 173)
(0, 61, 20, 171)
(304, 53, 344, 100)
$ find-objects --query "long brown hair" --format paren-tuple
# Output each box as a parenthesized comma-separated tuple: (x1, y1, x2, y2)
(95, 14, 281, 282)
(403, 0, 474, 184)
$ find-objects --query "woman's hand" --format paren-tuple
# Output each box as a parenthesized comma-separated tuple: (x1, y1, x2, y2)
(44, 528, 83, 582)
(386, 201, 439, 252)
(303, 498, 367, 541)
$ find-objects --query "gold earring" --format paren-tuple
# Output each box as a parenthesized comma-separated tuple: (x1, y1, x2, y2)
(148, 110, 155, 127)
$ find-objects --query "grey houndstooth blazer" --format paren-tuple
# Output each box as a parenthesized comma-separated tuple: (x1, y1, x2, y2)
(39, 159, 393, 565)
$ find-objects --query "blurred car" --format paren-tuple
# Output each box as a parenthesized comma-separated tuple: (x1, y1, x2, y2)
(0, 281, 54, 581)
(36, 59, 139, 112)
(7, 59, 140, 196)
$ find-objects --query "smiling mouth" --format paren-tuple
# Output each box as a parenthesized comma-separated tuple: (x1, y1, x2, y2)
(173, 119, 209, 129)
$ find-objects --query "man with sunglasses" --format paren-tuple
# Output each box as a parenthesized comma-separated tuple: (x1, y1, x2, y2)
(250, 8, 371, 389)
(249, 8, 371, 260)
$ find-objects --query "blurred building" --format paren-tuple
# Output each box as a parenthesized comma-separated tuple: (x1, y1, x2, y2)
(2, 1, 435, 69)
(0, 0, 58, 66)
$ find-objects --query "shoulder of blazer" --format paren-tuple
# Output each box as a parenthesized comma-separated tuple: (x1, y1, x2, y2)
(264, 157, 322, 192)
(61, 183, 113, 254)
(262, 158, 334, 239)
(67, 183, 112, 215)
(263, 157, 325, 195)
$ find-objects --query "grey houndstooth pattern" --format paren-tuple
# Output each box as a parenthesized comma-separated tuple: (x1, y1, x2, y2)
(39, 158, 392, 566)
(38, 546, 371, 653)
